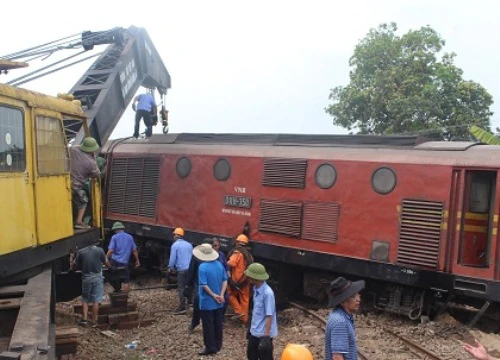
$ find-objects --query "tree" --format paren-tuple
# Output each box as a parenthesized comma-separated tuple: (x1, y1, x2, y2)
(470, 125, 500, 145)
(326, 23, 494, 140)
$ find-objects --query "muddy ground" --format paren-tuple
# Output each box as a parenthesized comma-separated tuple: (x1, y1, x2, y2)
(56, 278, 500, 360)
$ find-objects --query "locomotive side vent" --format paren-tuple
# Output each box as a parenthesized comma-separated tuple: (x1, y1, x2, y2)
(259, 199, 302, 237)
(262, 158, 307, 189)
(107, 157, 161, 219)
(397, 199, 444, 268)
(301, 202, 340, 242)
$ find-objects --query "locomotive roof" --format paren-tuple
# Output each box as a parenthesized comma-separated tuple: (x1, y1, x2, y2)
(104, 133, 500, 167)
(140, 133, 427, 148)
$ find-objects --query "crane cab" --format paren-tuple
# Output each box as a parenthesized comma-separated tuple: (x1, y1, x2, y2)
(0, 83, 101, 282)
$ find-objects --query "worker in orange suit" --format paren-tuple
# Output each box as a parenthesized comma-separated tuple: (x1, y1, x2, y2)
(227, 234, 254, 324)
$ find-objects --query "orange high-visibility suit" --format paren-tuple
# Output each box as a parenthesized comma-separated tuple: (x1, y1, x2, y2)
(227, 251, 250, 323)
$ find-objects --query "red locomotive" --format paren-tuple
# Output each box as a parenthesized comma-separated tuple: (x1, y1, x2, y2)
(102, 133, 500, 320)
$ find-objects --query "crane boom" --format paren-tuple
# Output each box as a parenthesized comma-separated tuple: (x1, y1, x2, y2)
(68, 26, 171, 145)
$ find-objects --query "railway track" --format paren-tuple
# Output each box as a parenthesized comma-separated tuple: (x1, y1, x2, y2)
(289, 302, 446, 360)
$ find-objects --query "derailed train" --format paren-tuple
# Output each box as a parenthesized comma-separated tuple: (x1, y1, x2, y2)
(102, 133, 500, 319)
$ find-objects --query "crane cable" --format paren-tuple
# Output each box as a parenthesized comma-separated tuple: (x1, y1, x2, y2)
(1, 29, 118, 85)
(8, 52, 103, 86)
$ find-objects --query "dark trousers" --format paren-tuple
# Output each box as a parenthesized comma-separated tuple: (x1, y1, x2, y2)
(134, 110, 152, 138)
(191, 292, 201, 328)
(247, 335, 274, 360)
(200, 308, 224, 352)
(176, 270, 188, 310)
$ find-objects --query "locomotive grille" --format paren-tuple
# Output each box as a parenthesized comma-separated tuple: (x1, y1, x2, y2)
(262, 158, 307, 188)
(107, 157, 160, 219)
(259, 199, 302, 237)
(397, 199, 444, 268)
(301, 202, 340, 242)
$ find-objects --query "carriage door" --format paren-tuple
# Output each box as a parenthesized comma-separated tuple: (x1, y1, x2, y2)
(33, 112, 73, 245)
(459, 171, 496, 267)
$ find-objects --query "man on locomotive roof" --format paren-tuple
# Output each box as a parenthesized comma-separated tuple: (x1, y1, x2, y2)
(325, 276, 365, 360)
(132, 91, 157, 139)
(70, 137, 100, 229)
(167, 227, 193, 315)
(227, 234, 254, 324)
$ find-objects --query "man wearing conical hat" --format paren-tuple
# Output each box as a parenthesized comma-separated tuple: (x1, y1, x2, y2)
(193, 243, 228, 356)
(70, 137, 100, 229)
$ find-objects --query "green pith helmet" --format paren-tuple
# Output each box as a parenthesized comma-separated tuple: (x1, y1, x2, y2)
(112, 222, 125, 231)
(80, 137, 99, 153)
(244, 263, 269, 281)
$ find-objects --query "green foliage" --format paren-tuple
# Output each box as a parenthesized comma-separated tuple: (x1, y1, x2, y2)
(326, 23, 493, 140)
(470, 125, 500, 145)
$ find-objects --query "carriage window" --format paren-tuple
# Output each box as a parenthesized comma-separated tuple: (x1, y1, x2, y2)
(469, 175, 491, 214)
(0, 106, 25, 172)
(36, 116, 70, 175)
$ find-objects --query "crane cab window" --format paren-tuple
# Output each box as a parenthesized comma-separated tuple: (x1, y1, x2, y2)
(36, 116, 69, 175)
(0, 106, 25, 172)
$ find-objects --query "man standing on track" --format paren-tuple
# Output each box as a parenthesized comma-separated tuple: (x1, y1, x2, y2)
(106, 222, 140, 292)
(194, 243, 228, 356)
(227, 234, 254, 324)
(72, 243, 107, 327)
(167, 227, 193, 315)
(325, 276, 365, 360)
(132, 91, 157, 139)
(245, 263, 277, 360)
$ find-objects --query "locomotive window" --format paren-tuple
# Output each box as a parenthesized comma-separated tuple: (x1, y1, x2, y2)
(469, 175, 491, 214)
(315, 163, 336, 189)
(214, 158, 231, 181)
(176, 157, 191, 178)
(0, 106, 25, 172)
(36, 116, 70, 175)
(371, 166, 397, 194)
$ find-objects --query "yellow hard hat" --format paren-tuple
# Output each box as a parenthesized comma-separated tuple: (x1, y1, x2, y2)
(236, 234, 249, 244)
(173, 227, 185, 236)
(281, 344, 314, 360)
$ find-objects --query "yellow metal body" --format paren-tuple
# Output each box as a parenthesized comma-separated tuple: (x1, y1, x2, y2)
(0, 83, 101, 256)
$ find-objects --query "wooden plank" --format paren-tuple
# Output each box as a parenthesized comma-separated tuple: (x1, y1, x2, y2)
(73, 302, 137, 315)
(55, 327, 79, 340)
(0, 337, 10, 352)
(108, 311, 139, 325)
(0, 299, 21, 311)
(114, 318, 155, 330)
(9, 267, 52, 360)
(55, 338, 78, 345)
(0, 286, 26, 298)
(94, 317, 155, 330)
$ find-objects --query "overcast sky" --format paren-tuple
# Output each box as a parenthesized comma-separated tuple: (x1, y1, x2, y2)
(2, 0, 499, 140)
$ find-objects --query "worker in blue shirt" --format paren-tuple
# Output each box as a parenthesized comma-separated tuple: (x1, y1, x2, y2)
(106, 222, 140, 292)
(167, 227, 193, 314)
(211, 238, 230, 315)
(132, 91, 157, 139)
(244, 263, 278, 360)
(194, 244, 228, 356)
